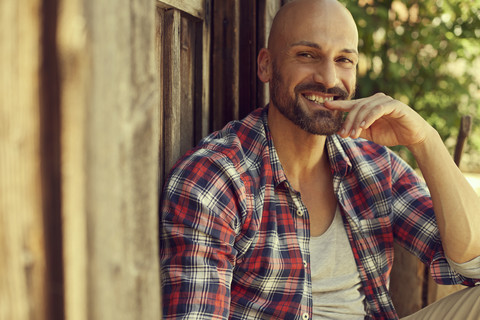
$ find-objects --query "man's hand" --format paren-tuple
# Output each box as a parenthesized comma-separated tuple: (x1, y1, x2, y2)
(325, 93, 434, 148)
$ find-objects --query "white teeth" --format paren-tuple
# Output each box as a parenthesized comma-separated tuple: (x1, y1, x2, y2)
(304, 94, 334, 104)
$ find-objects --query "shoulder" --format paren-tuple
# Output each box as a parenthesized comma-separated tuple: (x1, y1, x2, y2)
(162, 108, 268, 226)
(198, 108, 267, 172)
(164, 108, 268, 194)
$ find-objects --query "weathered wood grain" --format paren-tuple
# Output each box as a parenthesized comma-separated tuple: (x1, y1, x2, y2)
(0, 0, 47, 319)
(160, 0, 210, 179)
(390, 243, 424, 317)
(58, 0, 161, 319)
(196, 0, 212, 141)
(239, 0, 258, 119)
(163, 9, 182, 175)
(180, 15, 196, 156)
(256, 0, 282, 108)
(211, 0, 240, 131)
(157, 0, 204, 19)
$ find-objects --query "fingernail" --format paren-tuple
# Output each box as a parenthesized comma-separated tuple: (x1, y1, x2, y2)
(341, 128, 346, 135)
(360, 121, 366, 127)
(351, 129, 355, 136)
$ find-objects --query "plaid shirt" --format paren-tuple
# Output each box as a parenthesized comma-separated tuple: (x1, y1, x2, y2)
(160, 107, 479, 320)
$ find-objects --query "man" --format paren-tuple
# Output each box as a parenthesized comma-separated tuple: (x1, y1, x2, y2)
(160, 0, 480, 319)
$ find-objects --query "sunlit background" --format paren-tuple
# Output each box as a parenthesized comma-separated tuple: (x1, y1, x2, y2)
(342, 0, 480, 172)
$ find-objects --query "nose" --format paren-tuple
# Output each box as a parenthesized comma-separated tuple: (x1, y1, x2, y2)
(313, 60, 337, 89)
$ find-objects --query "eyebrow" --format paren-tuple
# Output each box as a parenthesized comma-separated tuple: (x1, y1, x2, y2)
(290, 40, 358, 55)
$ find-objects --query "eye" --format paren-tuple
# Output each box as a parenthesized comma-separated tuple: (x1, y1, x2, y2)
(336, 57, 353, 64)
(297, 52, 314, 59)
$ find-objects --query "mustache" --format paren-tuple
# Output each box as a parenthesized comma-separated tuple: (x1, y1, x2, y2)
(294, 83, 350, 100)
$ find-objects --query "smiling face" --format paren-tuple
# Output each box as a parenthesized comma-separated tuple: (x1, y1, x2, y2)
(259, 0, 359, 135)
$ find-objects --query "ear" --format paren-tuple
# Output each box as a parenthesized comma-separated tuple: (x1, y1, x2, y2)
(257, 48, 272, 83)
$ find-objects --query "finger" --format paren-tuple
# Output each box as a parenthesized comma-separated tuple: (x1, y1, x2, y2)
(324, 98, 363, 111)
(341, 94, 394, 138)
(351, 96, 393, 130)
(351, 127, 363, 139)
(360, 99, 397, 130)
(339, 101, 366, 137)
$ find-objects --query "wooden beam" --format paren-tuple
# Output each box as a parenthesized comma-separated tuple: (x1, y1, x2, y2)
(0, 0, 47, 319)
(57, 0, 89, 318)
(156, 6, 165, 187)
(157, 0, 204, 19)
(211, 0, 240, 131)
(454, 115, 472, 167)
(58, 0, 161, 319)
(196, 0, 211, 140)
(389, 243, 424, 317)
(163, 9, 182, 174)
(256, 0, 282, 107)
(239, 0, 258, 119)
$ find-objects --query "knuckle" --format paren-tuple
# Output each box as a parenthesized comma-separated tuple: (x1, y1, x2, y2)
(373, 104, 385, 113)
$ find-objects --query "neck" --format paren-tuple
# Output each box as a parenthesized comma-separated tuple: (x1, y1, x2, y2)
(267, 104, 330, 189)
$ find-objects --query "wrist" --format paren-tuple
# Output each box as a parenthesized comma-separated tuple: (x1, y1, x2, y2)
(407, 126, 440, 157)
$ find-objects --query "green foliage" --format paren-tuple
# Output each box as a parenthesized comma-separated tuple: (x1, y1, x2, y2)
(340, 0, 480, 167)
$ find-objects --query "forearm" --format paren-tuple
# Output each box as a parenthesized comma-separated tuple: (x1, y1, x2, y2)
(408, 127, 480, 263)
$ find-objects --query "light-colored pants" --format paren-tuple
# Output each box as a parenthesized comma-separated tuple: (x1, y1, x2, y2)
(401, 286, 480, 320)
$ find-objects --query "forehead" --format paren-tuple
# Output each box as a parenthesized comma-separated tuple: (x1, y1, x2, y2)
(273, 1, 358, 52)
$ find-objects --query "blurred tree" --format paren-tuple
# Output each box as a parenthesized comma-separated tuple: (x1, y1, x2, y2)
(340, 0, 480, 167)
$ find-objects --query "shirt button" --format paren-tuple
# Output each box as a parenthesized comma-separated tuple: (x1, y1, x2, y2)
(296, 209, 304, 217)
(302, 312, 309, 320)
(303, 260, 308, 268)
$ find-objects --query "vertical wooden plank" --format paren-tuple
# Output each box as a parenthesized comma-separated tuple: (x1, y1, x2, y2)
(0, 0, 47, 319)
(58, 0, 161, 319)
(256, 0, 282, 108)
(159, 0, 210, 181)
(57, 0, 91, 317)
(163, 9, 182, 174)
(40, 0, 65, 318)
(156, 6, 166, 188)
(389, 243, 424, 317)
(87, 0, 161, 318)
(239, 0, 257, 119)
(159, 0, 211, 184)
(195, 0, 211, 140)
(211, 0, 240, 131)
(126, 4, 162, 317)
(180, 14, 196, 156)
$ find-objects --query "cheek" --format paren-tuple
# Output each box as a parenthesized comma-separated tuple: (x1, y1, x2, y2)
(339, 69, 356, 94)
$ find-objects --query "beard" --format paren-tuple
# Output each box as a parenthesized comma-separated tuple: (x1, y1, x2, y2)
(270, 63, 353, 136)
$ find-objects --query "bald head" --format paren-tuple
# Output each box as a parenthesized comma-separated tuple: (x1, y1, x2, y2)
(268, 0, 358, 53)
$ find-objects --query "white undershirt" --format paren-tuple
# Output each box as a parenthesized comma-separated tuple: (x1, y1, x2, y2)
(310, 207, 366, 319)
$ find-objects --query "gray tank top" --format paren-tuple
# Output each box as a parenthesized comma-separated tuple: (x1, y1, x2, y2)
(310, 207, 366, 319)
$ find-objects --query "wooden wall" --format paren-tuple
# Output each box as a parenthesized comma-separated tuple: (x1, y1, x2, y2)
(58, 0, 161, 318)
(211, 0, 284, 132)
(1, 0, 161, 319)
